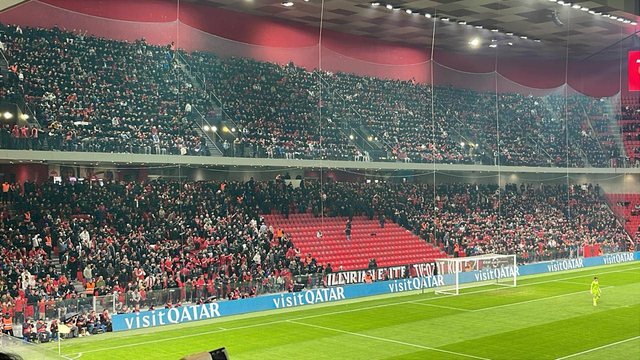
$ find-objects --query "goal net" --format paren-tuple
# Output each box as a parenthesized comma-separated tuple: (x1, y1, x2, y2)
(434, 254, 517, 295)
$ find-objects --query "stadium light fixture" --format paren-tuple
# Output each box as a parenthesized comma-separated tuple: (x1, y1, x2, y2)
(562, 2, 571, 6)
(468, 38, 480, 48)
(385, 4, 393, 9)
(424, 13, 432, 18)
(203, 125, 210, 132)
(506, 32, 514, 35)
(349, 134, 355, 140)
(3, 112, 13, 119)
(557, 1, 565, 5)
(281, 1, 293, 7)
(222, 126, 229, 133)
(458, 21, 467, 25)
(571, 4, 580, 9)
(460, 142, 465, 147)
(20, 114, 29, 120)
(489, 44, 497, 48)
(580, 7, 589, 11)
(491, 28, 499, 32)
(623, 20, 631, 24)
(405, 9, 412, 14)
(632, 22, 638, 26)
(508, 42, 513, 46)
(231, 127, 236, 132)
(475, 25, 483, 29)
(441, 17, 450, 22)
(212, 126, 218, 132)
(588, 10, 595, 14)
(548, 0, 557, 2)
(368, 136, 373, 141)
(520, 35, 528, 39)
(371, 2, 380, 6)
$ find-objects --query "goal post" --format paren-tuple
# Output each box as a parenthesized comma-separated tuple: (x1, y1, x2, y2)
(433, 253, 517, 295)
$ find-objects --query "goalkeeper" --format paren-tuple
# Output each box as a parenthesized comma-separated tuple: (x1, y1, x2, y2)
(590, 276, 601, 306)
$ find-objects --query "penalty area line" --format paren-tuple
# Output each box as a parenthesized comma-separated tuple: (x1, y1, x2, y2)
(554, 335, 640, 359)
(287, 320, 490, 360)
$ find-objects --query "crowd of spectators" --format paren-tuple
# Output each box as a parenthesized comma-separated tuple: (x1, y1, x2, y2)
(0, 177, 322, 338)
(0, 23, 210, 156)
(0, 23, 627, 166)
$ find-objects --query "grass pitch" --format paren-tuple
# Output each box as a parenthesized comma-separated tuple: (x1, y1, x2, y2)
(6, 262, 640, 360)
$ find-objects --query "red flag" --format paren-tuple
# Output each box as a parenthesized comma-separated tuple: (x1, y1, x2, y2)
(629, 50, 640, 91)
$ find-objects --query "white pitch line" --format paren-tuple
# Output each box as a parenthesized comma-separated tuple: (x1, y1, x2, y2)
(470, 286, 613, 312)
(408, 301, 473, 312)
(555, 335, 640, 359)
(287, 320, 490, 360)
(59, 265, 640, 357)
(556, 280, 589, 286)
(61, 353, 82, 360)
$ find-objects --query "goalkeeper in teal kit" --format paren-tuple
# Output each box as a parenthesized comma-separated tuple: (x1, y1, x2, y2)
(591, 276, 601, 306)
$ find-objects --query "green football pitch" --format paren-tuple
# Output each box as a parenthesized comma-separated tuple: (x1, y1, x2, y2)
(7, 262, 640, 360)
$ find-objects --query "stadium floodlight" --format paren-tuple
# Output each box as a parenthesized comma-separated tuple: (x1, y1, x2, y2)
(371, 2, 380, 6)
(20, 114, 29, 120)
(281, 1, 293, 7)
(571, 4, 580, 9)
(580, 7, 589, 11)
(349, 134, 355, 140)
(385, 4, 393, 9)
(231, 127, 236, 132)
(424, 13, 432, 18)
(405, 9, 412, 14)
(203, 125, 210, 132)
(212, 126, 218, 132)
(434, 254, 517, 295)
(3, 112, 13, 119)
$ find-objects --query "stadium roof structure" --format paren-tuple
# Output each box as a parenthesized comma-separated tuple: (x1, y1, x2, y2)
(186, 0, 640, 59)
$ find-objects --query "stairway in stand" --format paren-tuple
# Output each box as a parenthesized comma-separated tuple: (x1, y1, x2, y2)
(264, 214, 446, 271)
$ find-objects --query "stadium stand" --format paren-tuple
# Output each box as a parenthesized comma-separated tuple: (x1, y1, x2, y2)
(0, 23, 629, 167)
(619, 98, 640, 166)
(0, 177, 637, 341)
(264, 214, 446, 271)
(604, 193, 640, 239)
